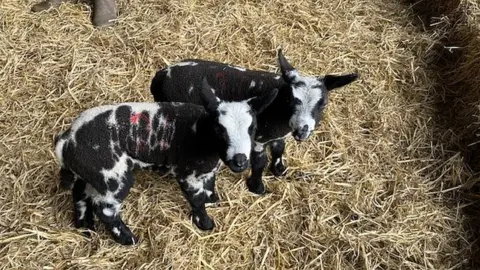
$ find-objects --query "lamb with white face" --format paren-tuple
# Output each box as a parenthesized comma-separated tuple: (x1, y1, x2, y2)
(287, 70, 326, 141)
(216, 101, 254, 172)
(277, 50, 357, 141)
(206, 82, 278, 172)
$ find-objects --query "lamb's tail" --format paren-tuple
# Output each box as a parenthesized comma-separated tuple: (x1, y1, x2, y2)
(150, 69, 168, 101)
(59, 168, 76, 190)
(54, 129, 75, 189)
(54, 134, 61, 145)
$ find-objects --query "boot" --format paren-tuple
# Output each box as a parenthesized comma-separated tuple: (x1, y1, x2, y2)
(92, 0, 117, 27)
(31, 0, 66, 12)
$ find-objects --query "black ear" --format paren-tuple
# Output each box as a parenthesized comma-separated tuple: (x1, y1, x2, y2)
(278, 49, 296, 82)
(199, 77, 220, 114)
(248, 88, 279, 115)
(323, 72, 359, 91)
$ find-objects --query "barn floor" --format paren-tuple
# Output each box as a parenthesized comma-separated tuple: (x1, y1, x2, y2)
(1, 0, 479, 269)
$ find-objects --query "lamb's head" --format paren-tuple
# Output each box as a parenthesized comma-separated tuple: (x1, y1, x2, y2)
(278, 49, 359, 141)
(200, 78, 278, 173)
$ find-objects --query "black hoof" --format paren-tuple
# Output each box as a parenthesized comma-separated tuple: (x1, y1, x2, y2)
(115, 234, 139, 246)
(246, 177, 266, 195)
(270, 163, 287, 177)
(110, 224, 138, 245)
(193, 214, 214, 231)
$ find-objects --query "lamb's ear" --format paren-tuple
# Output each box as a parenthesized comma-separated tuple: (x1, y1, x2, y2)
(278, 49, 297, 83)
(322, 72, 359, 91)
(199, 77, 220, 114)
(247, 88, 279, 115)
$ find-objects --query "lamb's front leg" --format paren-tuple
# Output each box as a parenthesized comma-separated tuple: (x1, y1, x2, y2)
(203, 174, 219, 205)
(268, 139, 287, 177)
(246, 143, 267, 194)
(177, 173, 214, 230)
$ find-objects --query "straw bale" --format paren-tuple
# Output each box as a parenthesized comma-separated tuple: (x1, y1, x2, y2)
(0, 0, 479, 269)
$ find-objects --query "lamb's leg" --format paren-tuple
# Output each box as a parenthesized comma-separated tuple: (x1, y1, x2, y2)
(268, 139, 287, 177)
(246, 143, 267, 194)
(92, 0, 117, 27)
(72, 179, 95, 235)
(90, 172, 137, 245)
(177, 173, 214, 230)
(203, 174, 219, 206)
(31, 0, 68, 12)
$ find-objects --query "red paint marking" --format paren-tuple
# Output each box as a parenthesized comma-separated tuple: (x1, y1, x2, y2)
(130, 112, 151, 129)
(215, 71, 227, 90)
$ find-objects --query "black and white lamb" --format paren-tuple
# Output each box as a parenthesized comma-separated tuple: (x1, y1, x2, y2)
(150, 50, 358, 194)
(54, 79, 278, 245)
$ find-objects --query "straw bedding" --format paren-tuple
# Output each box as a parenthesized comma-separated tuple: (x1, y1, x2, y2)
(1, 0, 479, 269)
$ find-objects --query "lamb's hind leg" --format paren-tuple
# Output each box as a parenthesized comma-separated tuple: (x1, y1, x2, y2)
(72, 179, 95, 235)
(177, 172, 214, 230)
(268, 139, 287, 177)
(88, 171, 137, 245)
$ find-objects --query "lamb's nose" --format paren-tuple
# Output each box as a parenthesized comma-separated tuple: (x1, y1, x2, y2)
(293, 125, 310, 141)
(232, 154, 247, 168)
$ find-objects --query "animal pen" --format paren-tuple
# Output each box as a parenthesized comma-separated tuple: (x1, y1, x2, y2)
(1, 0, 479, 269)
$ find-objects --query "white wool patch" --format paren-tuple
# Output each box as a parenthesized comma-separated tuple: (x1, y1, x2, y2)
(112, 227, 121, 236)
(131, 158, 153, 168)
(188, 85, 194, 95)
(275, 158, 282, 166)
(228, 65, 246, 72)
(108, 107, 117, 126)
(254, 142, 264, 152)
(274, 75, 281, 80)
(103, 208, 115, 217)
(167, 61, 198, 77)
(85, 184, 121, 213)
(100, 153, 129, 183)
(54, 138, 67, 166)
(128, 103, 160, 115)
(168, 166, 177, 178)
(76, 201, 87, 220)
(185, 172, 204, 196)
(288, 71, 324, 134)
(249, 80, 256, 89)
(185, 171, 217, 197)
(217, 101, 253, 160)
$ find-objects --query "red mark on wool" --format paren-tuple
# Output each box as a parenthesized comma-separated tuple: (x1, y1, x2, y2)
(215, 71, 227, 90)
(130, 112, 151, 128)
